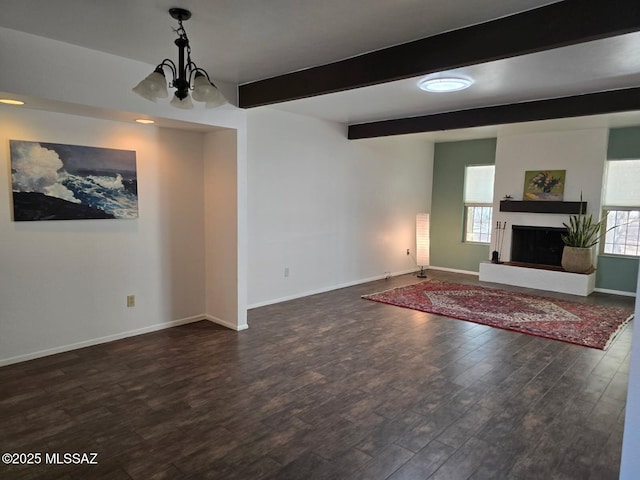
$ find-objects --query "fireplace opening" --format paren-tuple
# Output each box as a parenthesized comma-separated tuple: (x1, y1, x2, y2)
(511, 225, 567, 267)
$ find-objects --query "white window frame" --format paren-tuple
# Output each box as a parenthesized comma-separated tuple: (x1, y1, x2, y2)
(601, 207, 640, 258)
(463, 165, 495, 244)
(464, 204, 493, 244)
(601, 158, 640, 258)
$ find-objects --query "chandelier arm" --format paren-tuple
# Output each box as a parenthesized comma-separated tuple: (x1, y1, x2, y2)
(193, 67, 210, 80)
(157, 59, 177, 81)
(186, 64, 207, 85)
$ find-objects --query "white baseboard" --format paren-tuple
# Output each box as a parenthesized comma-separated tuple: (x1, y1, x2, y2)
(594, 287, 637, 298)
(428, 266, 480, 276)
(0, 314, 205, 367)
(204, 314, 249, 331)
(247, 268, 420, 309)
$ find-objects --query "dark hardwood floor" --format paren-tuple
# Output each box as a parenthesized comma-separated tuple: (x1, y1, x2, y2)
(0, 271, 635, 479)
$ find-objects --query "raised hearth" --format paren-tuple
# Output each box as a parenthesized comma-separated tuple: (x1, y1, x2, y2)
(479, 262, 595, 296)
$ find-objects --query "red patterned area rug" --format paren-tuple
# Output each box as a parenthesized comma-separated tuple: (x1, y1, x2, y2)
(362, 279, 634, 350)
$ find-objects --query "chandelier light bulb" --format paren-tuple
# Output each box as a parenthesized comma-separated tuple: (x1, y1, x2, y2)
(132, 69, 169, 102)
(170, 92, 194, 109)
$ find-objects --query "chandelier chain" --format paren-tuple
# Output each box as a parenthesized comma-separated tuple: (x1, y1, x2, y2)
(173, 19, 195, 74)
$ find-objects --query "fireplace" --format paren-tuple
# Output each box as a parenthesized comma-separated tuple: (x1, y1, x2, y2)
(481, 224, 594, 296)
(511, 225, 567, 267)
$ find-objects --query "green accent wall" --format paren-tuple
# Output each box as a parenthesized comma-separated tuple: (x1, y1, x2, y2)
(597, 126, 640, 293)
(431, 138, 496, 272)
(597, 255, 639, 293)
(608, 126, 640, 159)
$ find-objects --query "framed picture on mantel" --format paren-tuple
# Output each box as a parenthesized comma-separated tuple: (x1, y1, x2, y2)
(523, 170, 565, 201)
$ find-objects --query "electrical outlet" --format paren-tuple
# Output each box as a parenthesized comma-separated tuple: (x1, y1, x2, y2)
(284, 267, 290, 277)
(406, 248, 410, 255)
(127, 295, 135, 307)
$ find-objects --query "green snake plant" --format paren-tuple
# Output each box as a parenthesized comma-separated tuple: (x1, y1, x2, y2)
(561, 198, 615, 248)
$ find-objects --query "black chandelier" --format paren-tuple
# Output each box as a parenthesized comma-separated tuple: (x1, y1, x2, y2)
(132, 8, 226, 109)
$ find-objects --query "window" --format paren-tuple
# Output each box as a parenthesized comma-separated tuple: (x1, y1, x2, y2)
(602, 159, 640, 257)
(465, 205, 493, 243)
(464, 165, 495, 243)
(603, 209, 640, 256)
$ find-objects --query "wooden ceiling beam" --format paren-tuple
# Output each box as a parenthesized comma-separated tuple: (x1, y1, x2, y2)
(347, 88, 640, 139)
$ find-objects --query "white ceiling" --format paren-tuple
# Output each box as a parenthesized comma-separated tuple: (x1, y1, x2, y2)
(1, 0, 639, 133)
(273, 32, 640, 124)
(0, 0, 559, 84)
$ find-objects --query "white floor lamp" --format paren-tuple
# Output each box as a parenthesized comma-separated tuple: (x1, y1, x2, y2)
(416, 213, 430, 278)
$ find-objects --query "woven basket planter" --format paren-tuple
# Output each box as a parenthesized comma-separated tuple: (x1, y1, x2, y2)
(561, 246, 593, 273)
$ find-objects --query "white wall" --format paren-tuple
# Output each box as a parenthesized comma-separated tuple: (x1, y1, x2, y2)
(0, 25, 249, 360)
(204, 128, 247, 330)
(620, 268, 640, 478)
(493, 128, 608, 262)
(0, 107, 207, 365)
(247, 108, 433, 307)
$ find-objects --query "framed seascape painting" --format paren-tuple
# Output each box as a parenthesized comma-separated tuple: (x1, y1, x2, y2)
(10, 140, 138, 221)
(523, 170, 565, 201)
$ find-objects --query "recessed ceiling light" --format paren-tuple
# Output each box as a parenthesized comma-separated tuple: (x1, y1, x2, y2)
(0, 99, 25, 105)
(135, 119, 155, 124)
(418, 77, 473, 93)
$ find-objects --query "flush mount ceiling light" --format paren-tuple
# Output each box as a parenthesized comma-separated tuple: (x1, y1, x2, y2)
(132, 8, 226, 109)
(135, 119, 155, 124)
(418, 77, 473, 93)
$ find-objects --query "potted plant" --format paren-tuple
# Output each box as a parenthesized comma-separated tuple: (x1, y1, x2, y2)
(561, 202, 611, 273)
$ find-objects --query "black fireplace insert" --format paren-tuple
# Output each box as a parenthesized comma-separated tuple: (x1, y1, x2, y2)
(511, 225, 567, 267)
